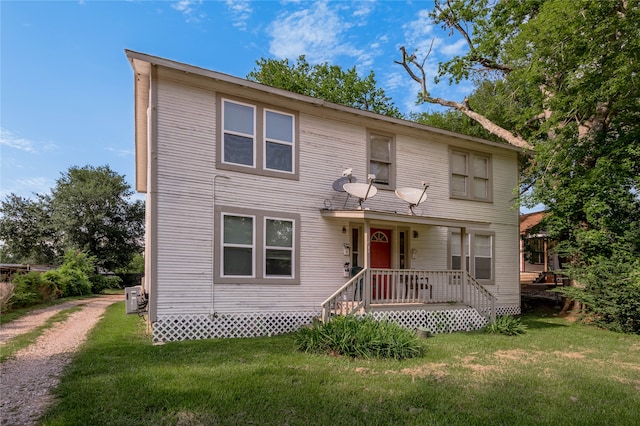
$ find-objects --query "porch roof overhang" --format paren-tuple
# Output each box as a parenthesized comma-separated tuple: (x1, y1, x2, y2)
(320, 209, 491, 229)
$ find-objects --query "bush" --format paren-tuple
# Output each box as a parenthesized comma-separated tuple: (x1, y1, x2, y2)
(10, 272, 43, 308)
(483, 315, 528, 336)
(553, 257, 640, 334)
(294, 315, 426, 360)
(89, 274, 122, 294)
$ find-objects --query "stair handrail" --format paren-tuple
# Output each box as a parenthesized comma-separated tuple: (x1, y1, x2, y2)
(321, 268, 367, 322)
(463, 271, 496, 322)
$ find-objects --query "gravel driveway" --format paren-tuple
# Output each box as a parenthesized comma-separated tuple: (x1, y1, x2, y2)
(0, 294, 123, 426)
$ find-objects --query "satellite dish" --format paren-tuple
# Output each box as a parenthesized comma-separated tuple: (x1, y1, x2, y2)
(343, 180, 378, 209)
(332, 175, 357, 192)
(395, 182, 429, 215)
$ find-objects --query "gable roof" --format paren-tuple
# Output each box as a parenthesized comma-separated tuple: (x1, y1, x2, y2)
(520, 211, 545, 235)
(126, 50, 525, 192)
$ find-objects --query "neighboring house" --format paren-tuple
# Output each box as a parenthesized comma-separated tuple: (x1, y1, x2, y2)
(126, 50, 522, 342)
(519, 211, 565, 285)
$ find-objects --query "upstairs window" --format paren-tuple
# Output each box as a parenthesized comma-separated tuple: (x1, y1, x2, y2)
(219, 97, 298, 179)
(264, 110, 294, 172)
(223, 100, 255, 167)
(450, 149, 492, 201)
(369, 132, 394, 187)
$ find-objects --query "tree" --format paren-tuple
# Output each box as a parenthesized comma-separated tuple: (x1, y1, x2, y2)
(0, 194, 60, 264)
(399, 0, 640, 330)
(49, 165, 145, 271)
(247, 55, 403, 118)
(0, 165, 144, 271)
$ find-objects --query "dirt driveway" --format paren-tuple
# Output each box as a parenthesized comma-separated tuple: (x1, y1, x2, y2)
(0, 294, 123, 426)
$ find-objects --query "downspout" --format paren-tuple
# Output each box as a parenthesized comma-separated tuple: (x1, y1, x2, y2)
(211, 174, 230, 316)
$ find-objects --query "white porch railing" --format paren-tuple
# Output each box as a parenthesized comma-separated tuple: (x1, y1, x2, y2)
(321, 268, 496, 323)
(320, 268, 367, 322)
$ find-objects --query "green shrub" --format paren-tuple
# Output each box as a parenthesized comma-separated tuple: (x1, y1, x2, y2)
(295, 315, 426, 360)
(483, 315, 528, 336)
(10, 272, 42, 308)
(89, 274, 123, 294)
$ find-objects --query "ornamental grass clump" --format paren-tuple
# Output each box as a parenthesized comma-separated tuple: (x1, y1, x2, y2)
(483, 315, 528, 336)
(294, 315, 425, 360)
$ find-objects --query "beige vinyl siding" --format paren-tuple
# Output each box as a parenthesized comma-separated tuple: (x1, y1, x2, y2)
(150, 66, 520, 316)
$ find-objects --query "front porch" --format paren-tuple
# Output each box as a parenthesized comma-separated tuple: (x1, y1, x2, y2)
(321, 268, 496, 324)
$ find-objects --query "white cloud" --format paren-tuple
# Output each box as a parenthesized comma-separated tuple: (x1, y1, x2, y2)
(171, 0, 205, 23)
(106, 146, 134, 157)
(0, 128, 36, 153)
(402, 9, 436, 45)
(226, 0, 253, 31)
(1, 176, 55, 199)
(267, 1, 362, 64)
(440, 38, 467, 56)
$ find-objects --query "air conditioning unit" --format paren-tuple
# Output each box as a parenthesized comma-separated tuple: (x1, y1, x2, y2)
(125, 286, 144, 314)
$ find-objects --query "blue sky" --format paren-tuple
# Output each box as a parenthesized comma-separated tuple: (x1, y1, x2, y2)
(1, 0, 475, 203)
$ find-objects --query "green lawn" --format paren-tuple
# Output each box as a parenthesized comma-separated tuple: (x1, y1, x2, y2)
(42, 303, 640, 426)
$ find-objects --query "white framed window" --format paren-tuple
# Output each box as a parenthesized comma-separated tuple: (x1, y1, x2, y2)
(215, 206, 300, 284)
(450, 149, 492, 201)
(222, 100, 256, 167)
(222, 213, 255, 277)
(264, 109, 294, 173)
(218, 97, 298, 179)
(369, 132, 394, 187)
(450, 230, 495, 283)
(264, 217, 294, 277)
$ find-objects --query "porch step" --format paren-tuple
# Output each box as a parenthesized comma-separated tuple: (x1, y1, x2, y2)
(520, 272, 541, 285)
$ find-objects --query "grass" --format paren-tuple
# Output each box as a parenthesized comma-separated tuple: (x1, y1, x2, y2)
(40, 305, 640, 426)
(0, 306, 84, 363)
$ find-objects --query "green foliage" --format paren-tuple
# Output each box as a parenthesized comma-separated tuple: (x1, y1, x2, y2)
(115, 252, 144, 275)
(483, 315, 528, 336)
(8, 272, 42, 308)
(44, 250, 95, 297)
(0, 165, 144, 271)
(294, 315, 425, 360)
(553, 258, 640, 333)
(248, 55, 402, 118)
(89, 274, 123, 294)
(0, 194, 60, 264)
(413, 0, 640, 334)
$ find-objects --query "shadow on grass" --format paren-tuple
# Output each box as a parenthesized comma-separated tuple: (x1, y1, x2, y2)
(520, 314, 570, 330)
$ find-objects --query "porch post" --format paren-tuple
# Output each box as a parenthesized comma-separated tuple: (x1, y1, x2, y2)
(364, 219, 371, 308)
(460, 227, 467, 304)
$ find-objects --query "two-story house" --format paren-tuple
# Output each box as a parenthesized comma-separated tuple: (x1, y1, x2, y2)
(126, 50, 521, 342)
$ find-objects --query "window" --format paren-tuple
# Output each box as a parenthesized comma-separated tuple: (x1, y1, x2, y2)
(524, 238, 545, 264)
(222, 214, 254, 276)
(264, 218, 293, 276)
(369, 132, 394, 187)
(216, 206, 300, 284)
(264, 110, 293, 172)
(450, 149, 492, 201)
(223, 100, 255, 167)
(219, 97, 298, 179)
(450, 231, 495, 283)
(451, 232, 470, 272)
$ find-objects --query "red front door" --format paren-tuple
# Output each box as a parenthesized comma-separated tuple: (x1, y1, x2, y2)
(370, 228, 391, 299)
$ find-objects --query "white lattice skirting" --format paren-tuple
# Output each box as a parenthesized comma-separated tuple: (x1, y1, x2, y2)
(152, 305, 520, 341)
